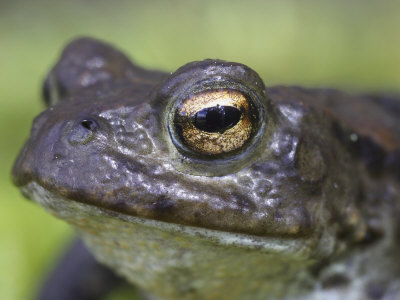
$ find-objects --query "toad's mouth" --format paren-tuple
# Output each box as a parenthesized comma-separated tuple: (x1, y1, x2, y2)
(20, 181, 326, 258)
(22, 181, 318, 257)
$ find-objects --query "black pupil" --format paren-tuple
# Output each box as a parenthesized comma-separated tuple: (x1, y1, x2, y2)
(193, 105, 241, 133)
(81, 119, 97, 131)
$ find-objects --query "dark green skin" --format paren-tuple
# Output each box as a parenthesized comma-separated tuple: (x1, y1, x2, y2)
(12, 38, 400, 299)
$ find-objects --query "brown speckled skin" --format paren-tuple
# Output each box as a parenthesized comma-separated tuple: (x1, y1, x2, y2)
(12, 38, 400, 299)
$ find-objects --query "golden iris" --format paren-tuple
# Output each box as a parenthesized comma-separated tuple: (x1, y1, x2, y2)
(174, 89, 255, 155)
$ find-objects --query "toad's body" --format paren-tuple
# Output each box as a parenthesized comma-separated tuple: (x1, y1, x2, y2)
(12, 38, 400, 299)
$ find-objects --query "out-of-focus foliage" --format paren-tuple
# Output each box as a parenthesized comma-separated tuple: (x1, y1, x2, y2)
(0, 0, 399, 299)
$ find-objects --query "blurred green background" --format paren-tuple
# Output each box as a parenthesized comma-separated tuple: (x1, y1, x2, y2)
(1, 0, 399, 299)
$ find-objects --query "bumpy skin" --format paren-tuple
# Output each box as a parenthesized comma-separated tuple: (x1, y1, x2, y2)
(13, 38, 400, 300)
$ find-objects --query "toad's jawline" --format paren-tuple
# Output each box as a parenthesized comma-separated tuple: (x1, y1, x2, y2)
(22, 181, 330, 257)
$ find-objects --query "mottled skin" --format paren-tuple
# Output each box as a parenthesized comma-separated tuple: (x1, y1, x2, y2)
(12, 38, 400, 300)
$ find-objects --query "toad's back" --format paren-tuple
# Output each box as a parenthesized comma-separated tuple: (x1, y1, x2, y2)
(270, 86, 400, 177)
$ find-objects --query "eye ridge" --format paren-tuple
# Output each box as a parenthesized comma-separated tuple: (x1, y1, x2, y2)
(193, 105, 242, 133)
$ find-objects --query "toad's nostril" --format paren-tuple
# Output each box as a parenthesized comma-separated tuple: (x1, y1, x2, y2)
(81, 119, 98, 131)
(68, 118, 98, 145)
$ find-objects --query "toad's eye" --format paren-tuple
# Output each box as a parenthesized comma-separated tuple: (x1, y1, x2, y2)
(171, 90, 258, 155)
